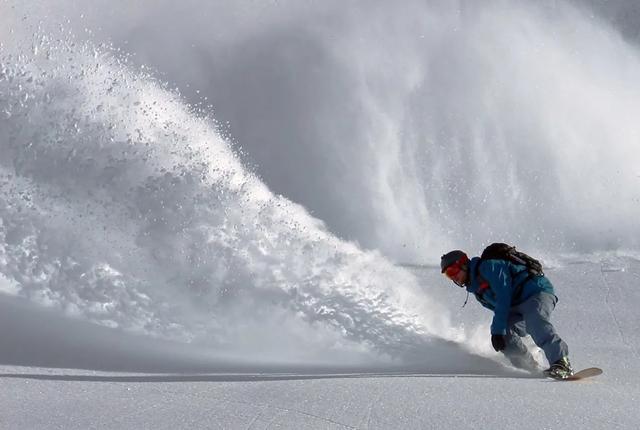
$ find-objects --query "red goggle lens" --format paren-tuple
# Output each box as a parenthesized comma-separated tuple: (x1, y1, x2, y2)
(444, 264, 461, 279)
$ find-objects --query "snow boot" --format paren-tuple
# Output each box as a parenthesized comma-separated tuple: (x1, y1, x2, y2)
(545, 356, 574, 379)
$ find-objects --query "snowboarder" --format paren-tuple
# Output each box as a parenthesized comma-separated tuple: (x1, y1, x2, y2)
(440, 248, 573, 379)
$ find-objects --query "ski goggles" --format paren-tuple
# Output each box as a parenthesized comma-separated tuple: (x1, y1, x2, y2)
(443, 263, 462, 280)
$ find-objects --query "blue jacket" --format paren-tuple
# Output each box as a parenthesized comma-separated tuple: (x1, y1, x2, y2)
(466, 257, 555, 335)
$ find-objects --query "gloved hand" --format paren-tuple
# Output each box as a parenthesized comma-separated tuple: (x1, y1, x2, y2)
(491, 334, 506, 352)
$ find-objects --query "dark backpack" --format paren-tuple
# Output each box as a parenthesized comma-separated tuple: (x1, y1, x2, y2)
(471, 243, 544, 306)
(462, 242, 544, 307)
(479, 243, 544, 276)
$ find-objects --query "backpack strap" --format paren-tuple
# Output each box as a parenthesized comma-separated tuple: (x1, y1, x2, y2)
(472, 259, 492, 307)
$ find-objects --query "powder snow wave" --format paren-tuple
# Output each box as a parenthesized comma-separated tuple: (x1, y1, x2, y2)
(0, 28, 457, 365)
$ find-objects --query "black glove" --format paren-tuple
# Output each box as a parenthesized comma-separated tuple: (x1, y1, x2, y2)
(491, 334, 506, 352)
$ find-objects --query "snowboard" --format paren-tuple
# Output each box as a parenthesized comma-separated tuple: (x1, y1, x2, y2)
(551, 367, 603, 381)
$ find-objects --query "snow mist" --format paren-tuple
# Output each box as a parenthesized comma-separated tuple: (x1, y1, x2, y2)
(20, 0, 638, 262)
(0, 19, 458, 368)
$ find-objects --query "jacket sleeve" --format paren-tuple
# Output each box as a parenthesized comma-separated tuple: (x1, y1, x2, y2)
(481, 260, 513, 335)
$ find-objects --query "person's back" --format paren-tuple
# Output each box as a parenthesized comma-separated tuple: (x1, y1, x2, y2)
(468, 257, 553, 306)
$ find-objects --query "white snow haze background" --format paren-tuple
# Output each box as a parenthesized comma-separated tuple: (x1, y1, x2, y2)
(1, 0, 639, 429)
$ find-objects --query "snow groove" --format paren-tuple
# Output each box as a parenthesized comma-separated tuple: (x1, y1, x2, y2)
(599, 263, 639, 359)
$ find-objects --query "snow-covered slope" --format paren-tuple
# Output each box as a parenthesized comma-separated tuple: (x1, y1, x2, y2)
(1, 259, 638, 429)
(1, 1, 640, 428)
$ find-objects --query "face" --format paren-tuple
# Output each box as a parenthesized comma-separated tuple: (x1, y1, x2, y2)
(444, 264, 468, 287)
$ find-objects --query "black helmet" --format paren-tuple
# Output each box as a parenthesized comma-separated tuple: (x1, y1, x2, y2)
(440, 250, 468, 273)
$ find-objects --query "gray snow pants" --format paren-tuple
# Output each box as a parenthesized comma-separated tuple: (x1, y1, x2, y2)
(503, 292, 569, 368)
